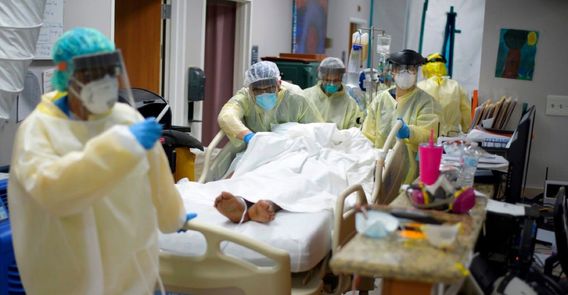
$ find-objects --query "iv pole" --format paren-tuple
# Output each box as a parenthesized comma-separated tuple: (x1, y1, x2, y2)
(357, 26, 388, 104)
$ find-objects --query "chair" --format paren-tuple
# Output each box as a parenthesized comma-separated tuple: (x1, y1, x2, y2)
(121, 88, 204, 181)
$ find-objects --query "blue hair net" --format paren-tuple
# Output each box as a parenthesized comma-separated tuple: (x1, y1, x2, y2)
(51, 27, 115, 91)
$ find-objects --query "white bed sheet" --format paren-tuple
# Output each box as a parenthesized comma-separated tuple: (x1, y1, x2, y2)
(159, 123, 378, 272)
(177, 123, 378, 213)
(159, 200, 332, 273)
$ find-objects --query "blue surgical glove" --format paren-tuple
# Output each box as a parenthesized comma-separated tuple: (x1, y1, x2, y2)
(186, 212, 197, 221)
(396, 118, 410, 139)
(177, 212, 198, 233)
(243, 132, 255, 144)
(129, 118, 163, 150)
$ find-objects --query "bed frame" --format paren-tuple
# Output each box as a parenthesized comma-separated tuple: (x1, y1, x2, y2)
(160, 123, 404, 294)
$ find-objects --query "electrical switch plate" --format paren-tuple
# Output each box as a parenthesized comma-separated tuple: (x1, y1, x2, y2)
(546, 95, 568, 116)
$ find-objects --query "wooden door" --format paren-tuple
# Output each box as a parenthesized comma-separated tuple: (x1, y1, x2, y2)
(115, 0, 162, 94)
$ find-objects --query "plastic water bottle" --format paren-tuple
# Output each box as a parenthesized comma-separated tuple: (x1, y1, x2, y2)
(457, 144, 481, 188)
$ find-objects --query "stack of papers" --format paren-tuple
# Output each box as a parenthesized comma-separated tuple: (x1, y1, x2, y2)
(442, 153, 509, 172)
(466, 128, 511, 143)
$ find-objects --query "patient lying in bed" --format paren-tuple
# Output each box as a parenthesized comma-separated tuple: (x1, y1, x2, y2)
(177, 123, 379, 220)
(160, 123, 381, 273)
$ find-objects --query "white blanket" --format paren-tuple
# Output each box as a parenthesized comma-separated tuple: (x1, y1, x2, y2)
(177, 123, 378, 213)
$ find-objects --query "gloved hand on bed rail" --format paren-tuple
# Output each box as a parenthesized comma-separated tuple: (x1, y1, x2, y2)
(396, 118, 410, 139)
(177, 212, 198, 233)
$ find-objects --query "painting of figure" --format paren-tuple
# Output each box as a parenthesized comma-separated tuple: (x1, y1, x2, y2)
(495, 28, 538, 81)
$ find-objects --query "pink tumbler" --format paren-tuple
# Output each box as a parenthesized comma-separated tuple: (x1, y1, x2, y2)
(419, 130, 443, 185)
(419, 143, 443, 185)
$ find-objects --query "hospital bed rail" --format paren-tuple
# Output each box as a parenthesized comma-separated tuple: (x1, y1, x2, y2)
(198, 130, 226, 183)
(371, 120, 405, 205)
(159, 183, 369, 295)
(160, 220, 299, 294)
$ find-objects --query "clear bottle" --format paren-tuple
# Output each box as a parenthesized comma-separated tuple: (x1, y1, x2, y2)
(457, 143, 481, 188)
(345, 45, 362, 86)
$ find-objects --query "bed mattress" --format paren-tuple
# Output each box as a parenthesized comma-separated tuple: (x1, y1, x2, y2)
(158, 200, 332, 273)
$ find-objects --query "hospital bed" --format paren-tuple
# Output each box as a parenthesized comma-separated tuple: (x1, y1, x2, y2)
(159, 123, 405, 295)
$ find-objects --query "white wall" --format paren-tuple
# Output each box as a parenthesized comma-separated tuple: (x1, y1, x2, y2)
(0, 105, 18, 166)
(479, 0, 568, 188)
(372, 0, 409, 53)
(405, 0, 485, 96)
(0, 0, 115, 166)
(250, 0, 293, 58)
(63, 0, 114, 38)
(326, 0, 371, 62)
(166, 0, 206, 141)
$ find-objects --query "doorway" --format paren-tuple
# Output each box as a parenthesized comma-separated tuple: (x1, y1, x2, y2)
(115, 0, 163, 94)
(201, 0, 237, 145)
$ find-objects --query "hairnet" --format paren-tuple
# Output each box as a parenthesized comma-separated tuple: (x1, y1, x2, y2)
(387, 49, 424, 66)
(318, 57, 345, 80)
(244, 61, 280, 87)
(51, 27, 115, 91)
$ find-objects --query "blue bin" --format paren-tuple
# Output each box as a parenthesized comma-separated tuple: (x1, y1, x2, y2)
(0, 179, 25, 295)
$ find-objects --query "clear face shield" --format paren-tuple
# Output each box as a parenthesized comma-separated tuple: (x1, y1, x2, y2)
(391, 64, 419, 75)
(68, 50, 134, 114)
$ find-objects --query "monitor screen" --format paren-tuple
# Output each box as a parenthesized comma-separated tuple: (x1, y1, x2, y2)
(505, 106, 535, 204)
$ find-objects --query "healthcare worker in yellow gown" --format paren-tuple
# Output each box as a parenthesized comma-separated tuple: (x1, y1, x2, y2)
(303, 57, 363, 129)
(362, 49, 441, 184)
(8, 27, 193, 295)
(418, 53, 471, 136)
(209, 61, 323, 181)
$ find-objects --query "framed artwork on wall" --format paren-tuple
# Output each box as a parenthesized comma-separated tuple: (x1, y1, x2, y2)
(495, 28, 539, 81)
(292, 0, 328, 54)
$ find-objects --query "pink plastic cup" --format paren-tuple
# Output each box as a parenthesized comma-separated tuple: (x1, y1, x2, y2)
(419, 143, 443, 185)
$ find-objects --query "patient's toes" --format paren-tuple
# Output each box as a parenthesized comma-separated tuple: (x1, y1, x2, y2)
(214, 193, 246, 223)
(249, 200, 276, 223)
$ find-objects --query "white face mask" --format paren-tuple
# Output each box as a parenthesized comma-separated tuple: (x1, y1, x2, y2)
(394, 71, 417, 90)
(70, 75, 119, 114)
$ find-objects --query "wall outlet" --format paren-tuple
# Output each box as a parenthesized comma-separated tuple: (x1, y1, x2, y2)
(546, 95, 568, 116)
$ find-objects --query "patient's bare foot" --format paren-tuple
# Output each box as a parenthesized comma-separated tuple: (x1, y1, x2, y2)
(248, 200, 280, 223)
(214, 192, 249, 223)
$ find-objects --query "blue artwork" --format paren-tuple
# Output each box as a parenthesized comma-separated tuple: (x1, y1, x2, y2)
(292, 0, 328, 54)
(495, 28, 538, 81)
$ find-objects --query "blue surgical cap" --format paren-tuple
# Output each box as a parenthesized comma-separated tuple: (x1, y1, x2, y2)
(51, 27, 115, 91)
